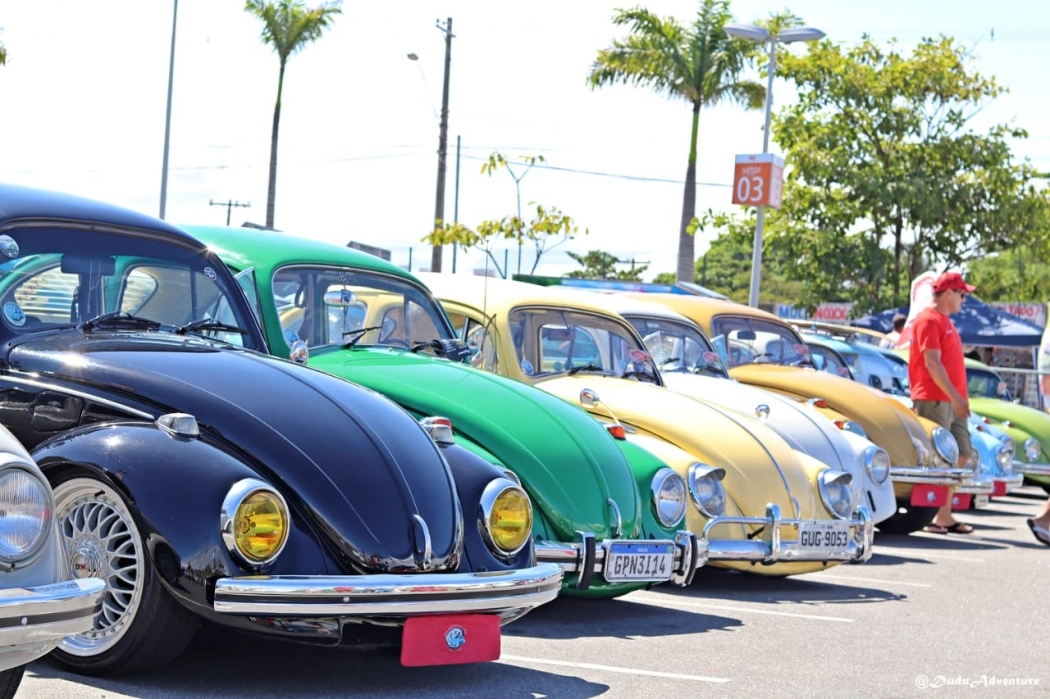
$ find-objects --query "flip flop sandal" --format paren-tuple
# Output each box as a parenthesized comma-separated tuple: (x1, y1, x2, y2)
(922, 524, 948, 534)
(945, 522, 974, 534)
(1027, 518, 1050, 547)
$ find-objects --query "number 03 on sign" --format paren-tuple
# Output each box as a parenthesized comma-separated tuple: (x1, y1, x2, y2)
(732, 153, 784, 209)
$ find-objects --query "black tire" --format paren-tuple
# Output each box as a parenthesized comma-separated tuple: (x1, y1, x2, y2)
(49, 473, 199, 676)
(876, 502, 939, 535)
(0, 667, 25, 699)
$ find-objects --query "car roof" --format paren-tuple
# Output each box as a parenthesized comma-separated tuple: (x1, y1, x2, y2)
(799, 331, 858, 353)
(619, 292, 782, 324)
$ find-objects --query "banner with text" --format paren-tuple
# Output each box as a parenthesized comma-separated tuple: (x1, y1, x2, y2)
(776, 302, 855, 322)
(990, 302, 1046, 328)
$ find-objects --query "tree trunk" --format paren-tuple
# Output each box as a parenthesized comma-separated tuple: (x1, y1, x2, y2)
(676, 103, 702, 284)
(266, 61, 286, 230)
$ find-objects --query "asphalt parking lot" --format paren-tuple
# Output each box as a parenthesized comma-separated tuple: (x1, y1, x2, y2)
(18, 486, 1050, 699)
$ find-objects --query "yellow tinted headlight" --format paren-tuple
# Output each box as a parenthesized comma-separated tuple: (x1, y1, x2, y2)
(482, 480, 532, 556)
(222, 479, 289, 567)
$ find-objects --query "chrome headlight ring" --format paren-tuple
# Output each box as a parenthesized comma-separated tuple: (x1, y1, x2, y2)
(650, 467, 688, 528)
(479, 478, 533, 558)
(220, 478, 290, 569)
(1024, 438, 1041, 463)
(863, 445, 891, 486)
(0, 462, 53, 567)
(818, 469, 854, 520)
(994, 444, 1012, 472)
(686, 463, 727, 519)
(931, 427, 959, 466)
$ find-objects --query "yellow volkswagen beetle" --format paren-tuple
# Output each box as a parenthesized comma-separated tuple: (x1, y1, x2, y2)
(622, 292, 981, 534)
(419, 273, 874, 576)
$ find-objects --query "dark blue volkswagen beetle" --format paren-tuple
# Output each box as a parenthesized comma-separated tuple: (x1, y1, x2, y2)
(0, 183, 562, 675)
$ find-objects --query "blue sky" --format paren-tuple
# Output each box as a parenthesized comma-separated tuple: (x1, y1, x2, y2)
(0, 1, 1046, 280)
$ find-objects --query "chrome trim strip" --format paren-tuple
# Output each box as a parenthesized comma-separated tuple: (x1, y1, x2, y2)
(0, 578, 105, 647)
(213, 564, 564, 616)
(701, 504, 873, 564)
(1017, 462, 1050, 476)
(0, 373, 154, 420)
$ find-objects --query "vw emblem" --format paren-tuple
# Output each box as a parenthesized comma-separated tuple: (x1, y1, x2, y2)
(926, 491, 936, 503)
(444, 625, 466, 651)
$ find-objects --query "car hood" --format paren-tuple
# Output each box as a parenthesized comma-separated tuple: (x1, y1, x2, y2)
(5, 331, 461, 573)
(730, 364, 925, 466)
(306, 348, 642, 541)
(971, 397, 1050, 453)
(661, 372, 850, 471)
(535, 375, 823, 518)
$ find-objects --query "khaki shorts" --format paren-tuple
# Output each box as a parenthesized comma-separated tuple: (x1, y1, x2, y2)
(913, 400, 972, 462)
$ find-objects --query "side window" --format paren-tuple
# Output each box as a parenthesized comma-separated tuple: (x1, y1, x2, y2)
(464, 319, 498, 372)
(8, 264, 78, 325)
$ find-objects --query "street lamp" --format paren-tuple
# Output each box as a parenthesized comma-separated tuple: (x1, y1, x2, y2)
(724, 22, 825, 308)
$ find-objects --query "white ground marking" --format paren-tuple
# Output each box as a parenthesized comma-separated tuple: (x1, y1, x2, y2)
(808, 573, 933, 588)
(498, 655, 730, 683)
(632, 593, 855, 622)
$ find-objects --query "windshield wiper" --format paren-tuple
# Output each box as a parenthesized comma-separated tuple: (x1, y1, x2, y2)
(176, 319, 248, 336)
(410, 338, 473, 362)
(342, 325, 383, 349)
(692, 364, 727, 378)
(82, 312, 161, 333)
(621, 369, 658, 383)
(567, 363, 605, 376)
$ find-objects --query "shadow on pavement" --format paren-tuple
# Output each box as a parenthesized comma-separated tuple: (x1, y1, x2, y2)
(873, 531, 1009, 552)
(655, 566, 908, 606)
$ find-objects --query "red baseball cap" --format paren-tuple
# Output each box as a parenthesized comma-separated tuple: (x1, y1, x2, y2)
(933, 271, 976, 294)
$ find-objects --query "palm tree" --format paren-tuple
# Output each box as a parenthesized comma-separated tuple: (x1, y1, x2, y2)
(588, 1, 764, 284)
(245, 0, 342, 229)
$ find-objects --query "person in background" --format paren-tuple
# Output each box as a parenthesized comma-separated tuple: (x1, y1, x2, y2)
(908, 271, 976, 535)
(880, 313, 907, 349)
(1027, 499, 1050, 547)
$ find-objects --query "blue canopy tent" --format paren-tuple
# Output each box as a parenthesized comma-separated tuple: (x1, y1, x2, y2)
(852, 296, 1044, 348)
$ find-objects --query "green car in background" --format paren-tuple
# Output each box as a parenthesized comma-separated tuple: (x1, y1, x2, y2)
(185, 224, 703, 598)
(966, 358, 1050, 491)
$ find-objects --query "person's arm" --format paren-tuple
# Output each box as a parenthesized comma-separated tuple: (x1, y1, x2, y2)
(923, 348, 970, 418)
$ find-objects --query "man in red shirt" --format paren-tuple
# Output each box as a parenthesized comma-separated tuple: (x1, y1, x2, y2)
(908, 271, 975, 534)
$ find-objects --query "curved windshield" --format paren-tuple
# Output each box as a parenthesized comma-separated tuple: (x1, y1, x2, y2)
(967, 367, 1011, 400)
(624, 315, 728, 378)
(271, 265, 453, 350)
(807, 343, 853, 379)
(0, 228, 259, 348)
(708, 314, 814, 368)
(507, 307, 659, 383)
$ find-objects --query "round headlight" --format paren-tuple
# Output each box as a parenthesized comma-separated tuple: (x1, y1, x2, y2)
(994, 445, 1012, 471)
(863, 445, 891, 485)
(1025, 438, 1041, 463)
(687, 463, 726, 519)
(818, 470, 854, 519)
(966, 449, 979, 471)
(221, 479, 289, 566)
(0, 466, 52, 564)
(911, 436, 931, 466)
(650, 467, 687, 528)
(480, 479, 532, 556)
(931, 427, 959, 466)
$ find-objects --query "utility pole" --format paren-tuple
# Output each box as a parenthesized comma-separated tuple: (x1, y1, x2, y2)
(453, 134, 461, 273)
(159, 0, 178, 219)
(210, 199, 251, 226)
(431, 17, 454, 274)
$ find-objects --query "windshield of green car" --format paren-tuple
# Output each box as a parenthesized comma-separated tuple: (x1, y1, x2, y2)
(623, 314, 728, 378)
(507, 307, 658, 382)
(0, 229, 256, 347)
(270, 265, 453, 349)
(708, 314, 814, 368)
(967, 367, 1012, 400)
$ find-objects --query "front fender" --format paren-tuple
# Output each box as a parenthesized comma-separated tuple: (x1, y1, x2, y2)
(32, 421, 329, 617)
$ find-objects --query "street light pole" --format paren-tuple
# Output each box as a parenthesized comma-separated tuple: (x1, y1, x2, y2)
(159, 0, 178, 220)
(431, 17, 454, 274)
(724, 23, 825, 308)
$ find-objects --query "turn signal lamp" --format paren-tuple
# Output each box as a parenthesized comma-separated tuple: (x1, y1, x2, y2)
(420, 416, 455, 446)
(606, 424, 626, 440)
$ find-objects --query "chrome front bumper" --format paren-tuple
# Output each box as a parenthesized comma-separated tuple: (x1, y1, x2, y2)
(955, 476, 996, 495)
(701, 504, 873, 565)
(214, 564, 563, 617)
(0, 578, 105, 649)
(891, 465, 975, 485)
(536, 531, 705, 589)
(1015, 461, 1050, 476)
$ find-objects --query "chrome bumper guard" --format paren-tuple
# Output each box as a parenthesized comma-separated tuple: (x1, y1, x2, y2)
(1015, 461, 1050, 477)
(0, 578, 105, 647)
(955, 476, 996, 495)
(535, 531, 705, 589)
(701, 504, 873, 565)
(213, 564, 564, 617)
(997, 474, 1025, 491)
(890, 465, 974, 485)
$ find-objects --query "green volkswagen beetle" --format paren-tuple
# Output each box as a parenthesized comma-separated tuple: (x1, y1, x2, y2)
(185, 224, 703, 598)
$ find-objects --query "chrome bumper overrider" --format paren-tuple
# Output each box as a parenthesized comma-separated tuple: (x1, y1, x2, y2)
(1015, 461, 1050, 476)
(0, 578, 105, 648)
(701, 504, 873, 564)
(891, 466, 975, 485)
(535, 531, 705, 589)
(213, 564, 564, 617)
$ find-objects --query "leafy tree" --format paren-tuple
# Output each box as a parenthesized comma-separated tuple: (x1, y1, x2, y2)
(967, 250, 1050, 303)
(481, 152, 547, 275)
(589, 1, 765, 285)
(567, 250, 648, 280)
(772, 35, 1050, 311)
(424, 204, 587, 278)
(1, 33, 6, 65)
(245, 0, 341, 229)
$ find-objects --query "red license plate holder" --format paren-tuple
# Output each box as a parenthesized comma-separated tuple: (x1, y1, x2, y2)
(950, 492, 972, 510)
(992, 481, 1008, 497)
(910, 484, 948, 508)
(400, 614, 501, 667)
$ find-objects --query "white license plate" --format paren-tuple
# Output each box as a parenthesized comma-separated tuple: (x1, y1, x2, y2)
(797, 520, 851, 552)
(603, 541, 675, 582)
